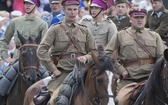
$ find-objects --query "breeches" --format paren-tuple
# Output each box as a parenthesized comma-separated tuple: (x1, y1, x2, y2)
(118, 82, 137, 105)
(47, 69, 71, 94)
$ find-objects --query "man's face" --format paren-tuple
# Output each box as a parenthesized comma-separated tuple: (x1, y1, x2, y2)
(130, 15, 146, 29)
(90, 6, 102, 18)
(24, 2, 36, 13)
(115, 3, 128, 16)
(50, 3, 62, 13)
(152, 1, 163, 12)
(63, 4, 78, 21)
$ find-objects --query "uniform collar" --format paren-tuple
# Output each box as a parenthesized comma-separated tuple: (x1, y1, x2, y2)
(130, 26, 144, 34)
(116, 15, 126, 21)
(151, 7, 165, 18)
(91, 19, 103, 26)
(63, 19, 77, 27)
(24, 15, 36, 21)
(151, 11, 163, 18)
(52, 10, 64, 17)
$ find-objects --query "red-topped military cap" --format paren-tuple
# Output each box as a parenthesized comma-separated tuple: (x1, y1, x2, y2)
(129, 7, 147, 17)
(23, 0, 40, 7)
(90, 0, 108, 10)
(61, 0, 79, 6)
(115, 0, 128, 5)
(50, 0, 61, 4)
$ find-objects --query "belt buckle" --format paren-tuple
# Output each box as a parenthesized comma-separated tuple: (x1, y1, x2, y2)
(71, 53, 76, 59)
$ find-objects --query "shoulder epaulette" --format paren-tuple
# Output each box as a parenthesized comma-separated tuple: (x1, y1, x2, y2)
(78, 23, 87, 28)
(104, 18, 112, 23)
(50, 21, 62, 27)
(82, 18, 92, 21)
(122, 27, 129, 30)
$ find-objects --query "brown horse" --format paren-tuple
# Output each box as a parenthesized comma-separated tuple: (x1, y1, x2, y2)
(59, 51, 119, 105)
(4, 32, 42, 105)
(132, 49, 168, 105)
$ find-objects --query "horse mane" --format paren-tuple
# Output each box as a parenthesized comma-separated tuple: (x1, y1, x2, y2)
(142, 57, 165, 104)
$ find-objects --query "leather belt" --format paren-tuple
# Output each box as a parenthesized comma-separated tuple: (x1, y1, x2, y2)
(122, 58, 155, 67)
(51, 53, 83, 60)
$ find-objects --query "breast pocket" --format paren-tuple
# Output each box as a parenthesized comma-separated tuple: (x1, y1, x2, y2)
(120, 41, 135, 58)
(77, 36, 86, 52)
(55, 35, 69, 51)
(145, 40, 156, 56)
(98, 29, 108, 36)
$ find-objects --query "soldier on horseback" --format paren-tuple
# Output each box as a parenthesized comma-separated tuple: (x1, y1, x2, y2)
(0, 0, 48, 104)
(105, 6, 165, 105)
(24, 0, 97, 104)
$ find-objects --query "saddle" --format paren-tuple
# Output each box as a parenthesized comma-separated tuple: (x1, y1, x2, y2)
(129, 81, 145, 105)
(33, 85, 50, 105)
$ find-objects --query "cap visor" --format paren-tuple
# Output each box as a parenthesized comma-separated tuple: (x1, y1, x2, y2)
(24, 0, 35, 4)
(51, 1, 61, 3)
(90, 3, 102, 8)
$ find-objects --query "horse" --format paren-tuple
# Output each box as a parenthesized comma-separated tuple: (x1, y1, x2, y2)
(4, 32, 42, 105)
(50, 49, 119, 105)
(132, 49, 168, 105)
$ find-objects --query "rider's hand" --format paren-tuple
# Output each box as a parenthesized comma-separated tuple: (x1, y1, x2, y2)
(52, 69, 61, 78)
(77, 56, 87, 63)
(122, 70, 129, 79)
(4, 57, 15, 63)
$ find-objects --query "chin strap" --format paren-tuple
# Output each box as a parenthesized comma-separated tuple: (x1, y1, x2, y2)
(26, 5, 36, 14)
(90, 9, 103, 18)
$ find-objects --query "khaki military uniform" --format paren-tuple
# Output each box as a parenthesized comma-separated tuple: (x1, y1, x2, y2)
(37, 19, 97, 93)
(105, 27, 165, 105)
(0, 15, 48, 60)
(80, 18, 117, 47)
(108, 15, 131, 31)
(146, 7, 168, 42)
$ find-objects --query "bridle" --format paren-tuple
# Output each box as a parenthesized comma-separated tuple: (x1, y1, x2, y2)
(18, 43, 39, 75)
(81, 64, 118, 105)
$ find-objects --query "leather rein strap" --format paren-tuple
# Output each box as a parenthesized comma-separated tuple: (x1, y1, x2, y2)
(126, 29, 152, 58)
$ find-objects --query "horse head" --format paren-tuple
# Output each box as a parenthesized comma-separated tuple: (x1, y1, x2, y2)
(17, 31, 41, 85)
(83, 46, 118, 105)
(134, 49, 168, 105)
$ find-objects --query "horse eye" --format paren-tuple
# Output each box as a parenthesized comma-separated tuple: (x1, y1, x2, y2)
(97, 79, 103, 83)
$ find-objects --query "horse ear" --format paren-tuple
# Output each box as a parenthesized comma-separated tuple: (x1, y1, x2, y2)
(35, 32, 42, 44)
(164, 49, 168, 61)
(91, 50, 101, 66)
(17, 31, 26, 44)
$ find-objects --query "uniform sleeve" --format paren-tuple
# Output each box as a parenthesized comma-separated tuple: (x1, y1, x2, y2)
(0, 20, 15, 59)
(104, 33, 127, 75)
(155, 14, 168, 37)
(40, 21, 48, 39)
(107, 21, 118, 43)
(37, 26, 57, 73)
(104, 33, 119, 56)
(84, 28, 97, 62)
(155, 32, 166, 59)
